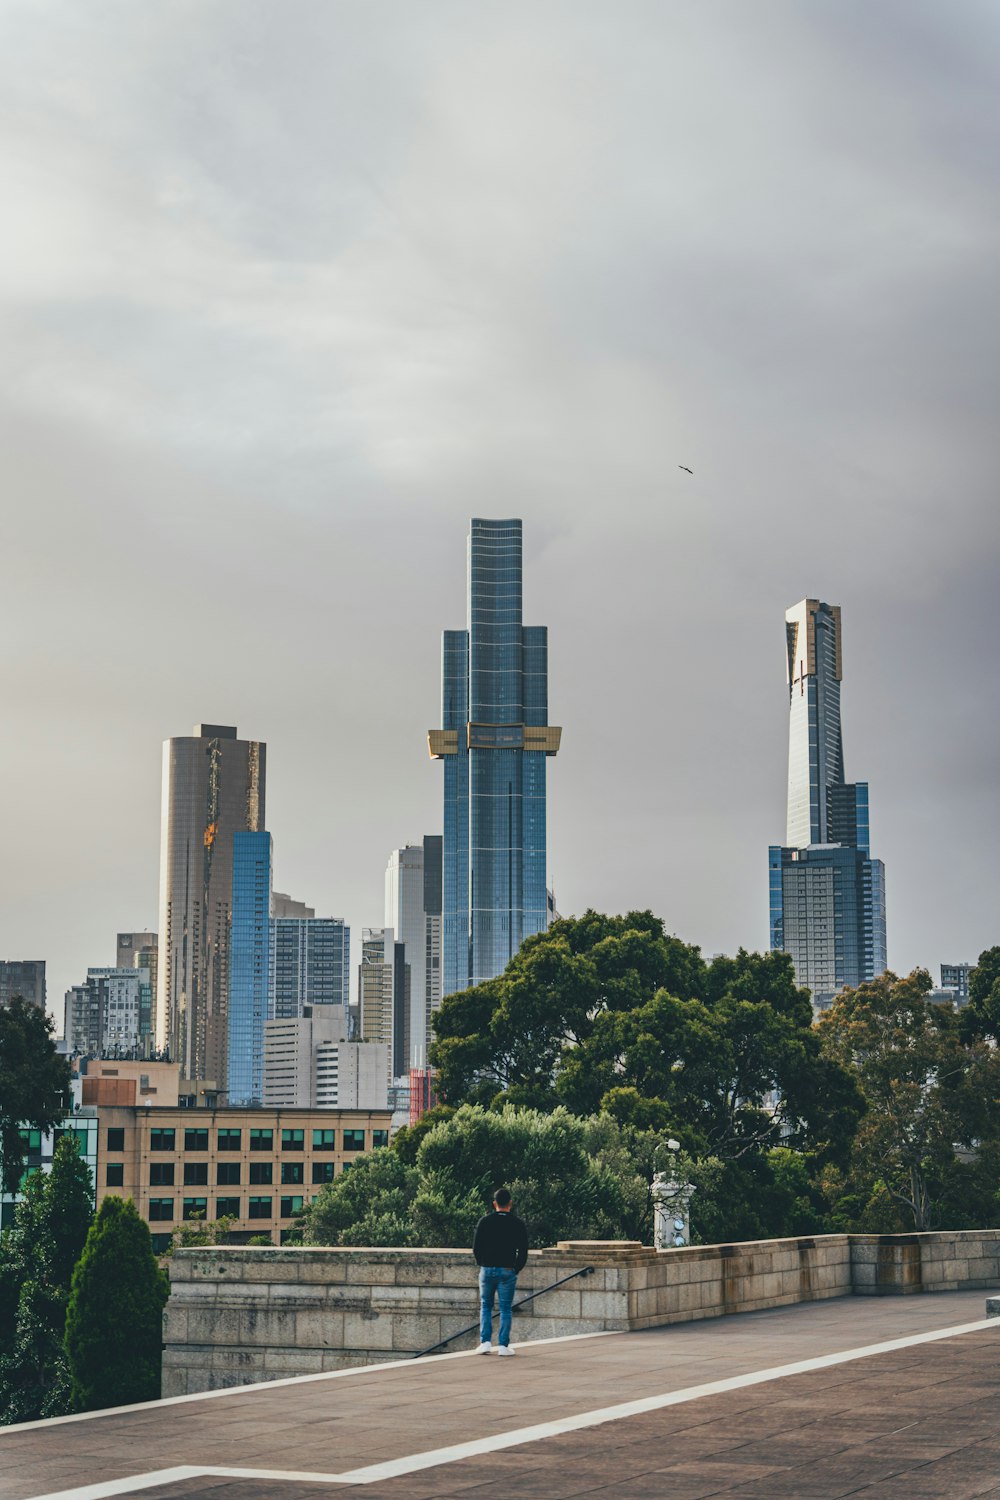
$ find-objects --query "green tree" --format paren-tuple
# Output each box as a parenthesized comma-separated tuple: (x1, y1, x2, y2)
(817, 969, 1000, 1230)
(303, 1104, 671, 1249)
(0, 998, 71, 1193)
(962, 947, 1000, 1044)
(64, 1197, 169, 1412)
(0, 1135, 94, 1424)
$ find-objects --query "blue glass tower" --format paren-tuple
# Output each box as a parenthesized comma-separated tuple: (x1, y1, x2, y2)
(227, 830, 272, 1103)
(430, 519, 561, 997)
(770, 600, 886, 1010)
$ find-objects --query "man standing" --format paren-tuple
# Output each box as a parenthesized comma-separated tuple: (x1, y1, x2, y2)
(473, 1187, 529, 1357)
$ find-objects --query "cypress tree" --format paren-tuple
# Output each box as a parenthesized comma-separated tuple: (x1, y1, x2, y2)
(64, 1197, 169, 1412)
(0, 1135, 94, 1424)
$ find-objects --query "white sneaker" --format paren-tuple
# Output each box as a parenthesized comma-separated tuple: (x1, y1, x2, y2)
(498, 1345, 515, 1357)
(476, 1342, 492, 1354)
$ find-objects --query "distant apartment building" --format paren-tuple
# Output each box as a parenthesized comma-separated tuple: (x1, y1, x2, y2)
(384, 836, 442, 1070)
(115, 933, 158, 1045)
(270, 917, 350, 1020)
(263, 1008, 388, 1110)
(227, 832, 273, 1106)
(769, 600, 887, 1011)
(95, 1106, 391, 1250)
(64, 968, 150, 1055)
(271, 893, 315, 920)
(358, 928, 408, 1084)
(941, 963, 972, 1004)
(0, 960, 46, 1010)
(157, 723, 266, 1088)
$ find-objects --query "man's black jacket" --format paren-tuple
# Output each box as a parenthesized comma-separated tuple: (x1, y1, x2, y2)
(473, 1209, 529, 1273)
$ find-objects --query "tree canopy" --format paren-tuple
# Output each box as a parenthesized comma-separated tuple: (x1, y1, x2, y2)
(0, 998, 71, 1194)
(816, 968, 1000, 1231)
(430, 912, 864, 1166)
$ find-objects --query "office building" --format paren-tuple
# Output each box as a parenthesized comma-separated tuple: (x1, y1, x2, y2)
(384, 836, 442, 1070)
(263, 1008, 388, 1110)
(941, 963, 972, 1004)
(156, 724, 266, 1086)
(770, 600, 887, 1011)
(0, 960, 46, 1010)
(64, 969, 148, 1055)
(227, 832, 273, 1106)
(430, 518, 561, 997)
(358, 928, 408, 1083)
(115, 934, 158, 1045)
(94, 1105, 391, 1251)
(270, 917, 350, 1020)
(1, 1103, 97, 1230)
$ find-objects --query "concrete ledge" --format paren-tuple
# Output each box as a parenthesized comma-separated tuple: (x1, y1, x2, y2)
(163, 1230, 1000, 1395)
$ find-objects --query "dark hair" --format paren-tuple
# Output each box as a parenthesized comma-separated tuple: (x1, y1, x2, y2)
(493, 1187, 512, 1208)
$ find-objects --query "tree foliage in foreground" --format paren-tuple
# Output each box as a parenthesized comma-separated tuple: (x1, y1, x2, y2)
(430, 911, 864, 1166)
(817, 968, 1000, 1231)
(64, 1197, 169, 1412)
(0, 1136, 94, 1424)
(0, 998, 71, 1194)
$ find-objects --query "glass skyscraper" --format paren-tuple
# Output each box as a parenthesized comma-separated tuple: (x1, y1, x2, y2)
(770, 599, 887, 1011)
(430, 519, 561, 997)
(269, 917, 350, 1020)
(227, 831, 272, 1105)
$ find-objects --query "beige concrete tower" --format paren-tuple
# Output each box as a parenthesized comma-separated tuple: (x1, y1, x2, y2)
(156, 725, 266, 1087)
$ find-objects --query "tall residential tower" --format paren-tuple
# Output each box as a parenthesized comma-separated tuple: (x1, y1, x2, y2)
(769, 600, 887, 1010)
(156, 724, 266, 1085)
(430, 519, 560, 997)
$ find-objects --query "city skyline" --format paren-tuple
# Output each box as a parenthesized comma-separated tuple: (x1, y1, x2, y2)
(3, 5, 998, 1014)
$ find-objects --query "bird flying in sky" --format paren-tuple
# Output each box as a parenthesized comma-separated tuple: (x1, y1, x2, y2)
(678, 465, 693, 474)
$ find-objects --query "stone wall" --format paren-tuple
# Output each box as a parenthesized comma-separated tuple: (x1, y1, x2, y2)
(163, 1230, 1000, 1397)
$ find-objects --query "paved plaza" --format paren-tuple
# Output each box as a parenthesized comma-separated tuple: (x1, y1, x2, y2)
(3, 1289, 1000, 1499)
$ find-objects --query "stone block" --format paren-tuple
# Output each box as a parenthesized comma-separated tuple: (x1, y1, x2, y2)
(266, 1281, 326, 1305)
(239, 1308, 296, 1347)
(162, 1306, 188, 1343)
(388, 1312, 441, 1350)
(186, 1307, 241, 1345)
(342, 1259, 397, 1284)
(262, 1348, 325, 1374)
(294, 1308, 345, 1349)
(395, 1260, 444, 1286)
(370, 1284, 423, 1310)
(580, 1289, 625, 1320)
(531, 1288, 581, 1319)
(342, 1311, 395, 1350)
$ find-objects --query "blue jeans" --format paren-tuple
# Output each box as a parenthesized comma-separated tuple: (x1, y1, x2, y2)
(479, 1266, 517, 1346)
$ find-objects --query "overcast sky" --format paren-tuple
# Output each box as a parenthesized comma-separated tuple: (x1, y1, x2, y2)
(2, 1, 998, 1021)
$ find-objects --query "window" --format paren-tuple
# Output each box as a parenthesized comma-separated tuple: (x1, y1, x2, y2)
(217, 1162, 241, 1186)
(182, 1198, 208, 1221)
(248, 1161, 272, 1185)
(107, 1127, 125, 1152)
(281, 1129, 304, 1151)
(280, 1196, 304, 1218)
(216, 1197, 240, 1219)
(372, 1130, 389, 1149)
(249, 1128, 273, 1151)
(18, 1128, 42, 1153)
(184, 1128, 209, 1151)
(149, 1198, 174, 1221)
(280, 1161, 303, 1185)
(312, 1162, 335, 1185)
(149, 1163, 175, 1187)
(312, 1128, 336, 1150)
(150, 1128, 175, 1151)
(248, 1196, 272, 1220)
(151, 1233, 173, 1254)
(343, 1129, 365, 1152)
(217, 1128, 241, 1151)
(184, 1162, 209, 1186)
(105, 1163, 124, 1187)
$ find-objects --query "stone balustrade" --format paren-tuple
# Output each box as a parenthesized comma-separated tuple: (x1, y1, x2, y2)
(163, 1229, 1000, 1396)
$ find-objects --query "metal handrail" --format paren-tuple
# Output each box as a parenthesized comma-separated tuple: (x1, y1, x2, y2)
(412, 1263, 595, 1359)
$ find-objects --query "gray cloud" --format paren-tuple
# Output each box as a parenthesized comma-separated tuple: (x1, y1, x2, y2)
(1, 1, 997, 1012)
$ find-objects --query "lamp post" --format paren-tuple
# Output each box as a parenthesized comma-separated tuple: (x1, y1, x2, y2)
(652, 1138, 696, 1250)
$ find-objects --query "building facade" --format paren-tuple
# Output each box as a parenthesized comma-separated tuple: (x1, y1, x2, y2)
(358, 928, 407, 1083)
(263, 1009, 388, 1110)
(156, 724, 266, 1087)
(0, 960, 46, 1010)
(770, 600, 887, 1010)
(227, 832, 273, 1106)
(94, 1105, 391, 1251)
(115, 933, 158, 1047)
(270, 917, 350, 1021)
(384, 836, 442, 1070)
(430, 518, 560, 998)
(941, 963, 972, 1003)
